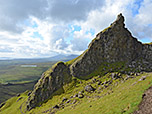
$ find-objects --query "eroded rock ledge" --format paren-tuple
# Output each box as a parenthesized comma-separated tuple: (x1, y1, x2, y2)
(27, 62, 72, 110)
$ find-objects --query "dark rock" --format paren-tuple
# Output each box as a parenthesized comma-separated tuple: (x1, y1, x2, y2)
(70, 96, 73, 98)
(97, 81, 101, 85)
(101, 83, 104, 86)
(104, 85, 108, 88)
(111, 73, 121, 80)
(135, 73, 140, 76)
(78, 94, 84, 98)
(84, 85, 95, 92)
(92, 78, 96, 83)
(81, 90, 84, 93)
(66, 100, 71, 104)
(16, 94, 20, 97)
(58, 103, 64, 109)
(27, 92, 32, 96)
(104, 81, 110, 85)
(17, 97, 23, 102)
(0, 102, 5, 108)
(62, 97, 68, 102)
(72, 99, 77, 104)
(53, 105, 59, 109)
(73, 94, 78, 98)
(142, 93, 146, 98)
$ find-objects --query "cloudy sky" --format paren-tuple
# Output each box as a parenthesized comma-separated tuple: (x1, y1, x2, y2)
(0, 0, 152, 58)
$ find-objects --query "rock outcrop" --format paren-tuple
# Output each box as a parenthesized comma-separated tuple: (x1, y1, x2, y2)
(26, 13, 152, 110)
(27, 62, 72, 110)
(70, 13, 152, 77)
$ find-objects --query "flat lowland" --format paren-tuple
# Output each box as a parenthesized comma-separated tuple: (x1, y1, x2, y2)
(0, 61, 55, 104)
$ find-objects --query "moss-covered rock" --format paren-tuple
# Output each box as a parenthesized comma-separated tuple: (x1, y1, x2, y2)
(70, 13, 152, 78)
(26, 62, 72, 110)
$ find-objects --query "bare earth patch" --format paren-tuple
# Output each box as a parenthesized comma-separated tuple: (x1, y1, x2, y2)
(134, 86, 152, 114)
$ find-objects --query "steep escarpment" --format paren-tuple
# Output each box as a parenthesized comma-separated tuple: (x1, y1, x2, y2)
(70, 13, 152, 78)
(27, 62, 72, 110)
(26, 13, 152, 110)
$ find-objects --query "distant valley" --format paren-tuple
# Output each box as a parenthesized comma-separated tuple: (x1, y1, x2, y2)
(0, 54, 78, 104)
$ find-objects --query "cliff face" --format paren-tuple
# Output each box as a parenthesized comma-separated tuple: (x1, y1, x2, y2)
(70, 14, 152, 78)
(26, 14, 152, 110)
(27, 62, 72, 110)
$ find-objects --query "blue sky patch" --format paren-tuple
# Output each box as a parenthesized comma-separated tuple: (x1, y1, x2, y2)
(85, 28, 95, 36)
(23, 19, 38, 28)
(32, 21, 38, 28)
(31, 32, 43, 40)
(132, 0, 144, 15)
(72, 25, 81, 31)
(139, 38, 151, 43)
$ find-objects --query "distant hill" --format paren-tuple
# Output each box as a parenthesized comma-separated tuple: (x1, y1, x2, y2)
(0, 54, 78, 66)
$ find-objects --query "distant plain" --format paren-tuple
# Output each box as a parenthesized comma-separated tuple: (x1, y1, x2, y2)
(0, 59, 56, 104)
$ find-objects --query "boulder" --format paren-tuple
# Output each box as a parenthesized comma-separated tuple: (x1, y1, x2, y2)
(84, 85, 95, 92)
(139, 76, 147, 81)
(52, 105, 59, 109)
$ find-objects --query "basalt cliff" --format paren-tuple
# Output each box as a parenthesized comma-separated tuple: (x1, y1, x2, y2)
(26, 13, 152, 110)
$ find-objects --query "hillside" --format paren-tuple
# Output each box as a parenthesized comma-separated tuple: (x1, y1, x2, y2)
(0, 14, 152, 114)
(0, 54, 77, 104)
(0, 62, 55, 104)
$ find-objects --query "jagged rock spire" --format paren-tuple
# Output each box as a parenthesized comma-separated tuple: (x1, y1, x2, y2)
(111, 13, 125, 27)
(116, 13, 124, 23)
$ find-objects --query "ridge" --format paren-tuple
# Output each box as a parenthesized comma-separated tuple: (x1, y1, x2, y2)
(26, 13, 152, 110)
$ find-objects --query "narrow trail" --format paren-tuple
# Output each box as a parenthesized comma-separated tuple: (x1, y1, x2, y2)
(134, 86, 152, 114)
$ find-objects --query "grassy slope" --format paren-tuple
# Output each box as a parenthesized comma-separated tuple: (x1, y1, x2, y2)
(0, 81, 36, 104)
(57, 74, 151, 114)
(1, 72, 152, 114)
(0, 62, 55, 104)
(0, 91, 29, 114)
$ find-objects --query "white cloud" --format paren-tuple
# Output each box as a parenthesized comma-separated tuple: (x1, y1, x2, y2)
(0, 0, 152, 58)
(0, 0, 48, 33)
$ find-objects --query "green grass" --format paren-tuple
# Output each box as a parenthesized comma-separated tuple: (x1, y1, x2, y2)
(65, 49, 88, 65)
(79, 61, 125, 80)
(1, 72, 152, 114)
(0, 61, 55, 104)
(57, 72, 152, 114)
(0, 62, 55, 84)
(0, 91, 29, 114)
